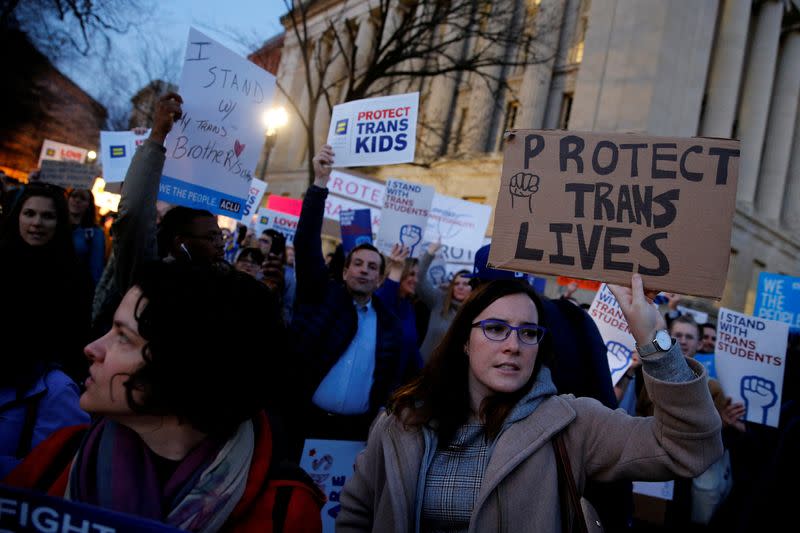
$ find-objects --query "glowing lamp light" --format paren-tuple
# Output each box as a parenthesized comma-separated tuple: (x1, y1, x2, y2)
(87, 150, 97, 161)
(262, 107, 289, 136)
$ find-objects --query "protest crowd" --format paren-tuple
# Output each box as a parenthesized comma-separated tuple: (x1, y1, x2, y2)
(2, 30, 799, 533)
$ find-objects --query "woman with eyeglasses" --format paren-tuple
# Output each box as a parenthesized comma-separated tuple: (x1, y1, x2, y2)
(336, 275, 724, 532)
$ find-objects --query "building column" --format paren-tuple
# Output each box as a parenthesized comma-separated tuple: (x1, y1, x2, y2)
(699, 0, 752, 138)
(518, 0, 567, 130)
(781, 101, 800, 231)
(736, 0, 783, 207)
(543, 0, 581, 129)
(756, 31, 800, 221)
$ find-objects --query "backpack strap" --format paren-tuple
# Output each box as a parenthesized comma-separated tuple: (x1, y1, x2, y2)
(553, 431, 589, 533)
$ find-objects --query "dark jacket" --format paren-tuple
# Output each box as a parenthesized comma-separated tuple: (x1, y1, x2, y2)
(290, 185, 406, 415)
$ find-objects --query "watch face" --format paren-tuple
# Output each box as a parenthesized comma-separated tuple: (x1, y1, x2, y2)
(655, 330, 672, 350)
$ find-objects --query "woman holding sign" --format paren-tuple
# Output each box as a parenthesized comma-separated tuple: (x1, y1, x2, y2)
(337, 274, 723, 532)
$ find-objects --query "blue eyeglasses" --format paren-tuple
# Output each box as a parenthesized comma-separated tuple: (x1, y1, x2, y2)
(471, 319, 547, 345)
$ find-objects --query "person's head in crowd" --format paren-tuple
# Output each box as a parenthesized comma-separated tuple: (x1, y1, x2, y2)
(399, 257, 419, 299)
(670, 314, 702, 358)
(285, 245, 295, 267)
(67, 188, 97, 228)
(393, 279, 553, 442)
(258, 230, 273, 255)
(234, 247, 265, 278)
(700, 322, 717, 353)
(467, 243, 529, 289)
(0, 183, 72, 254)
(442, 269, 472, 316)
(82, 261, 283, 435)
(157, 206, 224, 263)
(343, 243, 385, 303)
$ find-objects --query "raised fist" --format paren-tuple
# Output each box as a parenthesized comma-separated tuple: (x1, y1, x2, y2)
(741, 376, 777, 425)
(509, 172, 540, 213)
(399, 224, 423, 255)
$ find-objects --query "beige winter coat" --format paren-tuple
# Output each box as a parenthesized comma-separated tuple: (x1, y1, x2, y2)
(336, 358, 722, 533)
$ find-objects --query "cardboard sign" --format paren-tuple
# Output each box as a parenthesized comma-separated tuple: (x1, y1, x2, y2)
(716, 307, 789, 428)
(254, 208, 299, 244)
(240, 178, 268, 221)
(38, 160, 97, 189)
(326, 92, 419, 167)
(38, 139, 88, 166)
(424, 194, 491, 255)
(100, 130, 150, 183)
(159, 27, 277, 217)
(375, 179, 434, 258)
(300, 439, 365, 533)
(588, 284, 638, 385)
(0, 484, 183, 532)
(340, 209, 373, 254)
(753, 272, 800, 332)
(488, 131, 740, 298)
(266, 195, 302, 216)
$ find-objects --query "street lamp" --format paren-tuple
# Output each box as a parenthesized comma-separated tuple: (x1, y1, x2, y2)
(258, 106, 289, 180)
(86, 150, 97, 161)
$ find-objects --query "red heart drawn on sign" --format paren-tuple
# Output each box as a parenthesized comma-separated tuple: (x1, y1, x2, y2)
(234, 140, 245, 157)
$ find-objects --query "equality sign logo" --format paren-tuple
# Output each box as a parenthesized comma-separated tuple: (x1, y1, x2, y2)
(110, 145, 126, 158)
(335, 119, 348, 135)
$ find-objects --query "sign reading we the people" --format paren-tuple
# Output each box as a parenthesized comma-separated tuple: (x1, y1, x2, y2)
(159, 27, 276, 217)
(716, 308, 789, 428)
(326, 92, 419, 167)
(375, 179, 434, 258)
(488, 131, 740, 298)
(753, 272, 800, 332)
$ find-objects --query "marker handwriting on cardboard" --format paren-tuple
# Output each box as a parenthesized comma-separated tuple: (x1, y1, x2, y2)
(509, 172, 540, 214)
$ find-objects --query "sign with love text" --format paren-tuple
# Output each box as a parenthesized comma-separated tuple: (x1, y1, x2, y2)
(254, 208, 298, 244)
(38, 139, 88, 166)
(488, 131, 740, 298)
(327, 92, 419, 167)
(159, 27, 276, 217)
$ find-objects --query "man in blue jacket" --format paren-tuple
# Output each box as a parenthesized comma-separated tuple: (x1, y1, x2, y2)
(285, 145, 406, 455)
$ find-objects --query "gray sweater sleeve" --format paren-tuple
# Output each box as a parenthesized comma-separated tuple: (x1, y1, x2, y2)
(641, 339, 697, 382)
(416, 251, 443, 309)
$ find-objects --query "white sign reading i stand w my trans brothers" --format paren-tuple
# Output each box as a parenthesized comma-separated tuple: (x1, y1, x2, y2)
(159, 27, 276, 217)
(326, 92, 419, 167)
(715, 308, 789, 428)
(375, 179, 434, 258)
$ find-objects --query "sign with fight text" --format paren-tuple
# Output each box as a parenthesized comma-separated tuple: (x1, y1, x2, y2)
(488, 131, 740, 299)
(424, 194, 491, 255)
(37, 139, 88, 166)
(38, 160, 97, 189)
(753, 272, 800, 332)
(159, 27, 277, 217)
(239, 178, 268, 222)
(300, 439, 365, 533)
(376, 179, 434, 258)
(715, 308, 788, 428)
(326, 92, 419, 167)
(254, 208, 298, 244)
(0, 484, 183, 532)
(340, 209, 373, 254)
(100, 130, 150, 183)
(588, 284, 638, 385)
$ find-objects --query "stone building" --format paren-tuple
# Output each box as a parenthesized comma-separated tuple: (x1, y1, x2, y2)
(261, 0, 800, 312)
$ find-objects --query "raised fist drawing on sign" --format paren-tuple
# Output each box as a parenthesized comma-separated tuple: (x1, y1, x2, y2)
(509, 172, 540, 213)
(400, 224, 423, 256)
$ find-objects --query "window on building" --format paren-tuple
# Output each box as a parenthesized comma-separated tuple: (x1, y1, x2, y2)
(559, 93, 574, 130)
(453, 108, 468, 154)
(497, 101, 519, 150)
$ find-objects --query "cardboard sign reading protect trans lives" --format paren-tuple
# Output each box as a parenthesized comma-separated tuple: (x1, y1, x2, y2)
(488, 131, 740, 298)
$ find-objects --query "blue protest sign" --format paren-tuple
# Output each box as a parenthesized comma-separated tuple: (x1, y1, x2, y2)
(340, 209, 373, 254)
(753, 272, 800, 332)
(0, 484, 183, 532)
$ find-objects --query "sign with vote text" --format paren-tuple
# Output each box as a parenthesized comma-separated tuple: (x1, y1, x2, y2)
(159, 27, 276, 217)
(488, 131, 740, 298)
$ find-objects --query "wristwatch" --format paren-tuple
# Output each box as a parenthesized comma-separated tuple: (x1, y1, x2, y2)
(636, 330, 672, 358)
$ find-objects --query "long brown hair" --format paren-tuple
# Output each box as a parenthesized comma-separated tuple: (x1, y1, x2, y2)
(441, 269, 471, 317)
(391, 279, 554, 444)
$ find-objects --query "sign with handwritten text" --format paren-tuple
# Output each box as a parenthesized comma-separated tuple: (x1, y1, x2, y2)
(159, 27, 276, 217)
(300, 439, 365, 533)
(375, 179, 434, 258)
(100, 130, 150, 183)
(488, 131, 740, 298)
(753, 272, 800, 332)
(588, 284, 638, 385)
(327, 92, 419, 167)
(424, 194, 490, 255)
(715, 308, 788, 428)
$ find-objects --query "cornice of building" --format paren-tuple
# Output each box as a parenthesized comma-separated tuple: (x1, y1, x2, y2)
(733, 206, 800, 254)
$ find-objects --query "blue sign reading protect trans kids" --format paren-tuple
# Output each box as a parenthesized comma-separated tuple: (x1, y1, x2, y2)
(753, 272, 800, 332)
